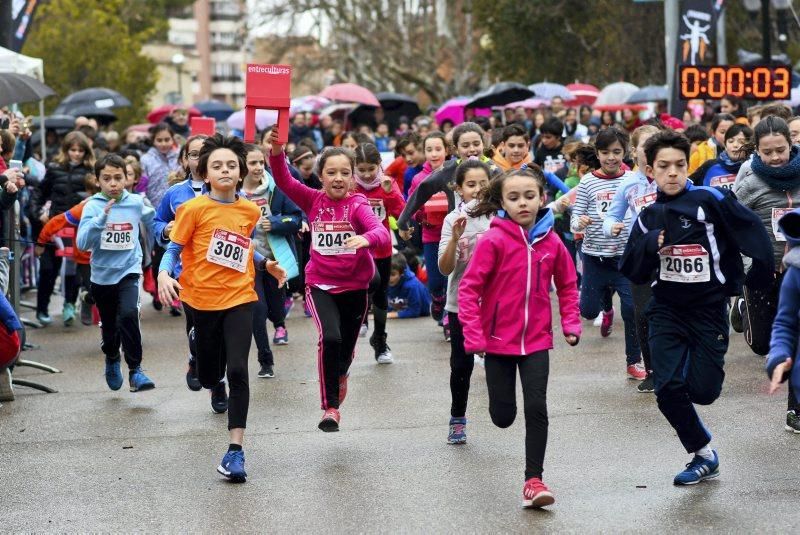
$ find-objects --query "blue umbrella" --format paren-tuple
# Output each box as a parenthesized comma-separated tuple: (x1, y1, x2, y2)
(627, 85, 669, 104)
(194, 99, 234, 121)
(528, 82, 574, 101)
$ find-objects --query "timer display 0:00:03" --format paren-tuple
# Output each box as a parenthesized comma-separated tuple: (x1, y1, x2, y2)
(680, 66, 791, 100)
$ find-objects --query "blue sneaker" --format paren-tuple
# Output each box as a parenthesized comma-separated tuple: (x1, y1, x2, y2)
(36, 312, 52, 326)
(447, 417, 467, 444)
(105, 356, 123, 391)
(673, 450, 720, 485)
(129, 367, 155, 392)
(217, 449, 247, 482)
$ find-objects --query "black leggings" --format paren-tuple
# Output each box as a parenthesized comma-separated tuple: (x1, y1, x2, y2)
(631, 282, 652, 372)
(485, 351, 550, 480)
(368, 257, 391, 340)
(306, 286, 368, 410)
(449, 312, 474, 417)
(183, 302, 253, 430)
(37, 246, 78, 314)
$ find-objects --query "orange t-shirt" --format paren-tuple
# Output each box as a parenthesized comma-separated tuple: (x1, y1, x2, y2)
(170, 195, 260, 311)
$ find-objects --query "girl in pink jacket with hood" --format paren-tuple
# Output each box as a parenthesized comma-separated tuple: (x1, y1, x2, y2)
(459, 167, 581, 509)
(268, 130, 390, 432)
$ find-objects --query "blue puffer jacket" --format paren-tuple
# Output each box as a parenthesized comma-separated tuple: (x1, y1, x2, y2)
(388, 266, 432, 319)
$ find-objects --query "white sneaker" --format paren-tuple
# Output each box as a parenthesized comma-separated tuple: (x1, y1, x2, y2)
(473, 355, 485, 368)
(593, 315, 603, 327)
(359, 324, 368, 337)
(0, 368, 14, 402)
(376, 349, 394, 364)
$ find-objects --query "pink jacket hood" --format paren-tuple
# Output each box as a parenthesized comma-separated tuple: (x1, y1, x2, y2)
(458, 211, 581, 355)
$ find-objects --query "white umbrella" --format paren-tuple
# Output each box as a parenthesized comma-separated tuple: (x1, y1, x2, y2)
(595, 82, 640, 106)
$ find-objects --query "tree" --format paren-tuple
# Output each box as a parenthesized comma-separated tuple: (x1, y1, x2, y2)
(473, 0, 667, 87)
(251, 0, 484, 104)
(21, 0, 178, 127)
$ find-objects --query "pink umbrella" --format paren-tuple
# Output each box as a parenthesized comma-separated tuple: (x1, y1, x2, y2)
(147, 104, 201, 124)
(291, 95, 331, 116)
(319, 83, 380, 106)
(565, 83, 600, 106)
(226, 109, 278, 131)
(434, 97, 492, 126)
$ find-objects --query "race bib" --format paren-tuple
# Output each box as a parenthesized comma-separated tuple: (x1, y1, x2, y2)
(709, 174, 735, 191)
(633, 192, 657, 214)
(659, 244, 710, 283)
(101, 223, 134, 251)
(369, 198, 386, 221)
(254, 198, 271, 218)
(206, 229, 251, 272)
(772, 208, 793, 242)
(595, 191, 615, 219)
(312, 221, 356, 255)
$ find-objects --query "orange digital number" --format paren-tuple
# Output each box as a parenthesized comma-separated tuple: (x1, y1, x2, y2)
(752, 67, 771, 99)
(681, 67, 700, 99)
(726, 67, 745, 97)
(772, 67, 790, 99)
(707, 67, 726, 98)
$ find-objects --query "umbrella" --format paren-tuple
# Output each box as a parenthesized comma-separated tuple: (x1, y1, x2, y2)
(595, 82, 640, 106)
(626, 85, 669, 104)
(66, 105, 117, 125)
(194, 99, 234, 121)
(126, 123, 153, 133)
(503, 98, 550, 110)
(466, 82, 535, 109)
(147, 104, 201, 124)
(291, 95, 331, 116)
(565, 83, 600, 106)
(226, 109, 278, 131)
(319, 83, 380, 106)
(54, 87, 131, 114)
(434, 97, 492, 126)
(31, 114, 75, 132)
(528, 82, 574, 101)
(0, 72, 56, 107)
(350, 92, 422, 132)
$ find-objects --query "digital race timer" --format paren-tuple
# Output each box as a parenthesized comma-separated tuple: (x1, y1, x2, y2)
(679, 65, 791, 100)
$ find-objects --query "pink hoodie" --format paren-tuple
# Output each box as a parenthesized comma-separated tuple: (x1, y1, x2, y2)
(408, 161, 443, 243)
(269, 154, 390, 292)
(458, 213, 581, 356)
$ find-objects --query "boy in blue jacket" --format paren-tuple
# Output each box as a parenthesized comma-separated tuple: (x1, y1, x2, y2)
(387, 253, 431, 319)
(77, 154, 156, 393)
(767, 209, 800, 429)
(620, 130, 774, 486)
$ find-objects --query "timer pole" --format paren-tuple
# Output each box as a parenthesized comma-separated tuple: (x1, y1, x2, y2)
(761, 0, 772, 63)
(664, 0, 679, 115)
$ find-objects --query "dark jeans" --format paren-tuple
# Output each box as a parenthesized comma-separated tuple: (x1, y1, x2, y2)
(91, 274, 143, 370)
(648, 299, 727, 453)
(184, 302, 253, 430)
(485, 351, 550, 480)
(580, 254, 640, 364)
(631, 282, 653, 372)
(253, 269, 286, 366)
(150, 244, 165, 300)
(449, 312, 474, 417)
(422, 242, 447, 299)
(306, 286, 368, 409)
(37, 246, 78, 314)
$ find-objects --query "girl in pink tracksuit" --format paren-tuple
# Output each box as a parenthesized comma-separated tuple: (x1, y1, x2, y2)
(267, 130, 390, 432)
(459, 167, 581, 509)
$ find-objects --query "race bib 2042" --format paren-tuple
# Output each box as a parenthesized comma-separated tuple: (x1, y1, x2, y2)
(312, 221, 356, 255)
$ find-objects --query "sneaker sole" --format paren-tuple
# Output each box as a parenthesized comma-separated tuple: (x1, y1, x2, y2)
(637, 386, 655, 393)
(106, 380, 123, 391)
(258, 373, 275, 378)
(784, 425, 800, 434)
(130, 383, 155, 393)
(318, 419, 340, 432)
(216, 465, 246, 483)
(523, 492, 555, 508)
(446, 437, 467, 444)
(273, 340, 289, 346)
(674, 469, 720, 485)
(376, 358, 394, 364)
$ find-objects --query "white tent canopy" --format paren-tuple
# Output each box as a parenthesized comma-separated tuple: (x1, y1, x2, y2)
(0, 46, 44, 80)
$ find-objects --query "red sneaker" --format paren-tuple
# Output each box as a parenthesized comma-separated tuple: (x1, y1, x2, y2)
(339, 374, 348, 406)
(522, 477, 555, 508)
(318, 408, 340, 432)
(627, 362, 647, 381)
(600, 308, 614, 337)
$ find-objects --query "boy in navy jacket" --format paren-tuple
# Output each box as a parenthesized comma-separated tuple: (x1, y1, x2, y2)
(620, 130, 773, 486)
(387, 253, 431, 319)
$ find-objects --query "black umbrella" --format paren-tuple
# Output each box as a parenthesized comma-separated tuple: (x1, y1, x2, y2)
(31, 114, 76, 132)
(466, 82, 535, 109)
(54, 87, 131, 115)
(350, 92, 422, 133)
(626, 85, 669, 104)
(0, 72, 56, 107)
(66, 105, 118, 125)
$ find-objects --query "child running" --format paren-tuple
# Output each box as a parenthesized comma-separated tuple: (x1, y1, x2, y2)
(570, 127, 644, 381)
(437, 159, 492, 444)
(353, 142, 406, 363)
(267, 128, 390, 432)
(158, 134, 287, 482)
(76, 154, 156, 392)
(459, 167, 581, 508)
(241, 144, 302, 378)
(620, 130, 773, 485)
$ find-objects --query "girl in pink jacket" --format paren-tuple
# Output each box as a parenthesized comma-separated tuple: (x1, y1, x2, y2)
(268, 130, 390, 432)
(459, 167, 581, 509)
